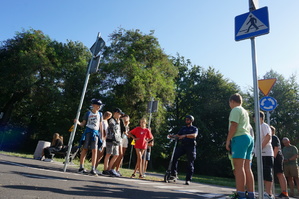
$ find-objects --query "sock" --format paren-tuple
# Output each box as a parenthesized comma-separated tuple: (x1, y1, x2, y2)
(91, 166, 95, 171)
(282, 191, 288, 196)
(237, 191, 246, 198)
(80, 164, 84, 169)
(247, 192, 255, 198)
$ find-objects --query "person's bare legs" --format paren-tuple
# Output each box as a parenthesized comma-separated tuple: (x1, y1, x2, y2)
(244, 159, 254, 192)
(294, 177, 299, 196)
(95, 148, 105, 169)
(233, 158, 246, 192)
(108, 155, 119, 170)
(91, 148, 97, 169)
(265, 180, 273, 195)
(113, 146, 125, 172)
(103, 153, 111, 171)
(287, 177, 295, 196)
(80, 148, 88, 166)
(277, 172, 288, 193)
(135, 148, 145, 177)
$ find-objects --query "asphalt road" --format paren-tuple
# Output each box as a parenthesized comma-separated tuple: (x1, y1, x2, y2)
(0, 154, 235, 199)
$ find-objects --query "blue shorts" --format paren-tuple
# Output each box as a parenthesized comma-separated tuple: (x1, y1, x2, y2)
(231, 134, 254, 160)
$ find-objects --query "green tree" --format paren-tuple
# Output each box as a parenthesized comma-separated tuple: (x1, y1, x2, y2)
(100, 28, 178, 136)
(165, 55, 240, 177)
(0, 29, 93, 151)
(245, 70, 299, 142)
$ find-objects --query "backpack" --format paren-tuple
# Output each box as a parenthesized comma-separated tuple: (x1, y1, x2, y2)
(106, 117, 122, 144)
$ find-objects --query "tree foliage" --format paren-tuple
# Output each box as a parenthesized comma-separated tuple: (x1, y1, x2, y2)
(245, 70, 299, 143)
(164, 55, 240, 176)
(0, 29, 92, 150)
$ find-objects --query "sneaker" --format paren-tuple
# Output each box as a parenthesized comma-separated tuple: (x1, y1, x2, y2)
(95, 169, 102, 175)
(139, 174, 145, 179)
(130, 173, 136, 178)
(185, 181, 190, 185)
(263, 193, 274, 199)
(226, 192, 246, 199)
(102, 170, 110, 175)
(90, 170, 98, 176)
(78, 168, 88, 174)
(277, 192, 289, 199)
(43, 158, 53, 162)
(116, 171, 122, 177)
(109, 169, 120, 177)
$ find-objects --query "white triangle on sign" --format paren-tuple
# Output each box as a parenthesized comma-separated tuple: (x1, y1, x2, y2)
(236, 13, 268, 36)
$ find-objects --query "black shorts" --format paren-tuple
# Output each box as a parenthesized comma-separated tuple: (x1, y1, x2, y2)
(262, 156, 274, 182)
(274, 153, 284, 174)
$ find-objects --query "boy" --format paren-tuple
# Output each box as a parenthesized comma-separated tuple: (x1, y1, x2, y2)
(253, 111, 274, 199)
(226, 93, 255, 199)
(76, 98, 104, 176)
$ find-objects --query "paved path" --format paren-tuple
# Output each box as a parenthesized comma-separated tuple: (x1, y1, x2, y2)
(1, 153, 291, 199)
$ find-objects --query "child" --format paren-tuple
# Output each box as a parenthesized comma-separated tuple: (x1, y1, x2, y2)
(75, 98, 104, 176)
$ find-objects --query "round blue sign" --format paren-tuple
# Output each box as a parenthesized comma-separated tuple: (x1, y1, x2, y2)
(260, 96, 277, 111)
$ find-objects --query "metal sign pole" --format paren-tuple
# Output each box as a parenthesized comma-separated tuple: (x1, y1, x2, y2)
(148, 97, 154, 129)
(63, 33, 102, 172)
(251, 37, 264, 199)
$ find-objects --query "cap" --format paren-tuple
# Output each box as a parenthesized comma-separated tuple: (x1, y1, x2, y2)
(185, 115, 194, 122)
(91, 98, 104, 106)
(114, 108, 125, 115)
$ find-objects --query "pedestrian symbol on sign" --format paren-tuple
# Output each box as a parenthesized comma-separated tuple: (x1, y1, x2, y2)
(236, 13, 267, 36)
(235, 7, 269, 41)
(246, 15, 259, 33)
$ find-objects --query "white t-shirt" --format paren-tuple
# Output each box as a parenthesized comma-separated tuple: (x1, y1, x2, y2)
(260, 122, 274, 156)
(102, 120, 108, 136)
(85, 111, 101, 130)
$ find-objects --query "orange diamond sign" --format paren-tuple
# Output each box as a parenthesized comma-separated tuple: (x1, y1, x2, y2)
(258, 78, 276, 96)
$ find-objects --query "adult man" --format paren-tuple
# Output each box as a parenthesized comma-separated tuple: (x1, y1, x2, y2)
(102, 108, 124, 177)
(254, 111, 274, 199)
(226, 93, 255, 199)
(282, 137, 299, 197)
(76, 98, 104, 176)
(271, 126, 289, 199)
(170, 115, 198, 185)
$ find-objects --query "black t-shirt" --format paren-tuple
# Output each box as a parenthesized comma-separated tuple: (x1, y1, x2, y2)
(272, 135, 282, 156)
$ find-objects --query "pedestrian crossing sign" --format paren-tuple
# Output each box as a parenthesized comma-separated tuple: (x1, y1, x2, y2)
(235, 6, 269, 41)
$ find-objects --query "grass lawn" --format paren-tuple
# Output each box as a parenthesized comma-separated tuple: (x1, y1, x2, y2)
(0, 151, 235, 187)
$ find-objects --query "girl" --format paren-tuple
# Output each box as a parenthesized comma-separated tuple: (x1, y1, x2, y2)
(129, 118, 153, 179)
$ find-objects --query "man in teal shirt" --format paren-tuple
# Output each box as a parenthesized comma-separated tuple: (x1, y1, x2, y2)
(282, 137, 299, 197)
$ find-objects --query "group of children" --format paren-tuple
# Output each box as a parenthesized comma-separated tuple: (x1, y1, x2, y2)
(75, 98, 154, 178)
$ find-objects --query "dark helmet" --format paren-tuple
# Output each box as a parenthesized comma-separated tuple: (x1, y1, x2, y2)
(91, 98, 104, 106)
(185, 115, 194, 122)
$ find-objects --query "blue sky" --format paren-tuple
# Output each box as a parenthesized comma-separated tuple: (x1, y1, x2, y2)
(1, 0, 298, 91)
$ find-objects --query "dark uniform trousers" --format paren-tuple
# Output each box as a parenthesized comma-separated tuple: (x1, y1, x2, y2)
(171, 141, 196, 181)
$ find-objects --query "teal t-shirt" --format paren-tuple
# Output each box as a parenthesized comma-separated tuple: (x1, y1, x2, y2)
(229, 106, 251, 137)
(282, 145, 298, 165)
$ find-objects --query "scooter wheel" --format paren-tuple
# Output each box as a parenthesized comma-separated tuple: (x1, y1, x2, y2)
(164, 173, 170, 183)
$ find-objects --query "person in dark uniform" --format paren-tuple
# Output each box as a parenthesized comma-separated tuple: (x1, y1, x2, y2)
(170, 115, 198, 185)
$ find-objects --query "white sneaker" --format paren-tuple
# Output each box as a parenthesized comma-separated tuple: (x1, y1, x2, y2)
(44, 158, 53, 162)
(263, 192, 274, 199)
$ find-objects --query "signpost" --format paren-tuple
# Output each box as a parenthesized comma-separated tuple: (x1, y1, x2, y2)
(235, 7, 269, 41)
(258, 78, 277, 96)
(260, 96, 277, 112)
(235, 1, 270, 198)
(63, 33, 105, 172)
